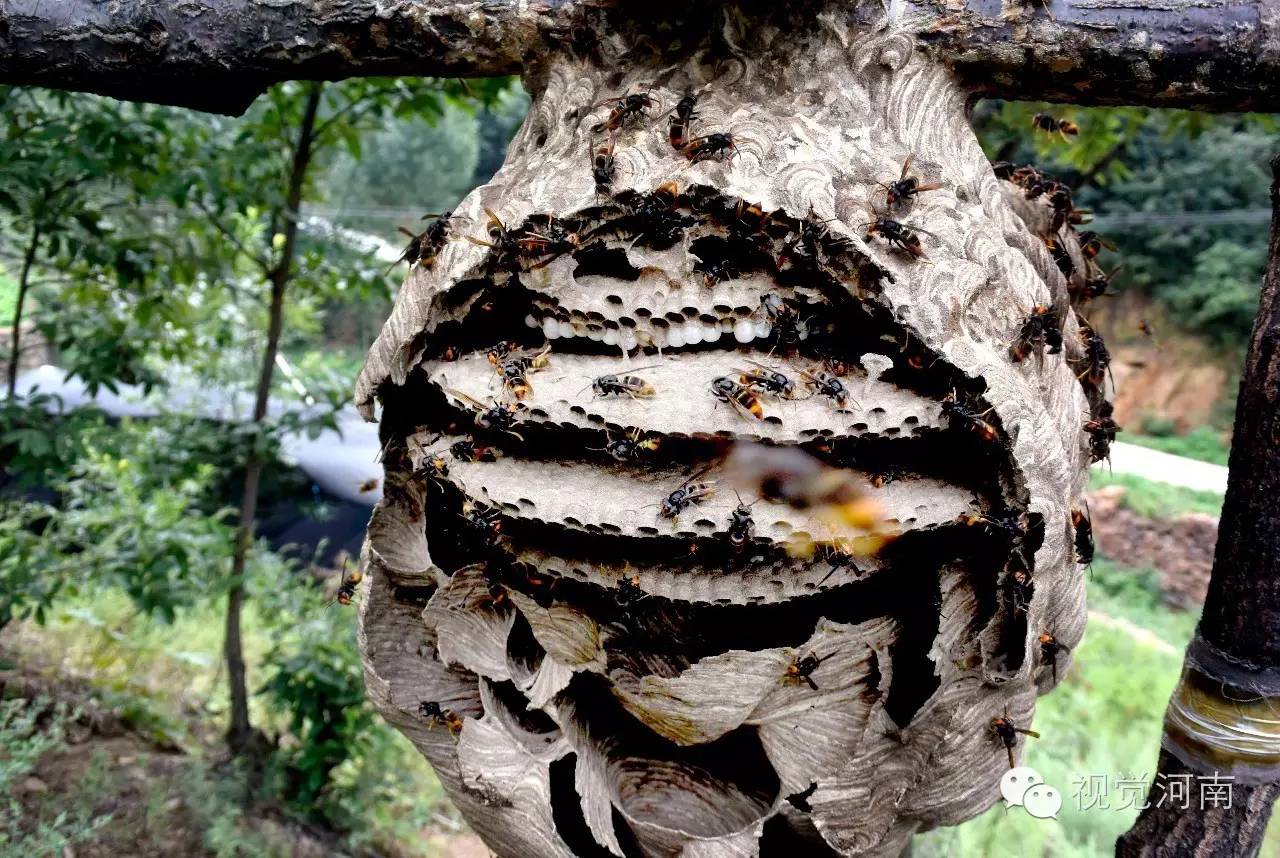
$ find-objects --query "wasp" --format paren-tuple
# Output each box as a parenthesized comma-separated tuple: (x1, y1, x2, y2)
(682, 132, 737, 164)
(737, 360, 798, 400)
(881, 153, 942, 207)
(448, 390, 525, 436)
(726, 493, 755, 549)
(1074, 323, 1112, 390)
(464, 207, 523, 269)
(1084, 412, 1120, 464)
(784, 652, 834, 691)
(668, 92, 699, 150)
(334, 563, 363, 606)
(590, 366, 658, 399)
(1042, 237, 1075, 278)
(711, 375, 765, 420)
(590, 91, 655, 133)
(449, 438, 499, 463)
(760, 293, 805, 348)
(1039, 632, 1067, 683)
(485, 341, 521, 366)
(418, 701, 464, 734)
(658, 470, 716, 521)
(800, 367, 850, 409)
(1009, 566, 1035, 616)
(815, 545, 858, 586)
(461, 500, 503, 542)
(1077, 231, 1115, 260)
(870, 466, 903, 489)
(616, 572, 645, 606)
(592, 138, 616, 196)
(991, 712, 1040, 768)
(417, 451, 450, 480)
(1074, 265, 1122, 303)
(1031, 113, 1078, 141)
(598, 427, 661, 461)
(1009, 305, 1063, 362)
(386, 211, 456, 274)
(940, 390, 1000, 444)
(357, 477, 379, 494)
(497, 344, 552, 400)
(1072, 505, 1095, 567)
(865, 216, 929, 259)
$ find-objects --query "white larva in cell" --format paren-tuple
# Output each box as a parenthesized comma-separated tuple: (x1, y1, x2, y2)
(702, 323, 722, 342)
(541, 317, 559, 339)
(588, 326, 604, 341)
(603, 329, 619, 346)
(667, 326, 687, 348)
(524, 314, 538, 329)
(754, 321, 772, 339)
(734, 319, 755, 344)
(683, 321, 704, 345)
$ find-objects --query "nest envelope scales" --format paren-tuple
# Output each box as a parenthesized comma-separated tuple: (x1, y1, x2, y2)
(355, 11, 1096, 858)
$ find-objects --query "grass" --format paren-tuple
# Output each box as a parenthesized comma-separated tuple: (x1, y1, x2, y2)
(0, 271, 17, 322)
(2, 589, 455, 857)
(1089, 471, 1224, 519)
(1125, 427, 1231, 467)
(916, 560, 1206, 858)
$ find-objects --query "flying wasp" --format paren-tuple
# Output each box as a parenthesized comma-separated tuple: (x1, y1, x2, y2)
(881, 153, 943, 207)
(1077, 231, 1116, 260)
(333, 562, 363, 607)
(784, 652, 835, 691)
(1031, 113, 1079, 141)
(991, 712, 1040, 768)
(711, 375, 765, 420)
(1009, 305, 1063, 362)
(386, 211, 456, 274)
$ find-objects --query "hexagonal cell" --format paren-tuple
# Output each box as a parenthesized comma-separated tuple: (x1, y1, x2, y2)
(425, 351, 947, 443)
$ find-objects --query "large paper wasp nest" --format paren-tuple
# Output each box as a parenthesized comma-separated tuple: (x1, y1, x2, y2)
(355, 9, 1104, 857)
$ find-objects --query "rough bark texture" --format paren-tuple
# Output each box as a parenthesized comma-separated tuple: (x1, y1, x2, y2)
(1116, 154, 1280, 858)
(1, 0, 1277, 114)
(353, 5, 1104, 855)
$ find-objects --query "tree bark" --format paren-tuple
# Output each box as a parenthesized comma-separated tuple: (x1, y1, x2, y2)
(1117, 155, 1280, 856)
(223, 81, 322, 754)
(1, 0, 1277, 115)
(5, 221, 39, 399)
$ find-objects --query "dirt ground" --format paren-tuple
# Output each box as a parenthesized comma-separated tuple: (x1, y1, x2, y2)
(1088, 485, 1216, 609)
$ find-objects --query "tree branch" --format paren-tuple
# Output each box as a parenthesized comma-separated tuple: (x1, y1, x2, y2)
(1117, 152, 1280, 856)
(906, 0, 1279, 113)
(2, 1, 1277, 115)
(0, 0, 560, 115)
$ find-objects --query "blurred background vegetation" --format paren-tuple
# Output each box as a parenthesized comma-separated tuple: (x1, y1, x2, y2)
(0, 78, 1274, 856)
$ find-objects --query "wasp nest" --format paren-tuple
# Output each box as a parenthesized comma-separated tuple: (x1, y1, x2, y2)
(355, 10, 1106, 857)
